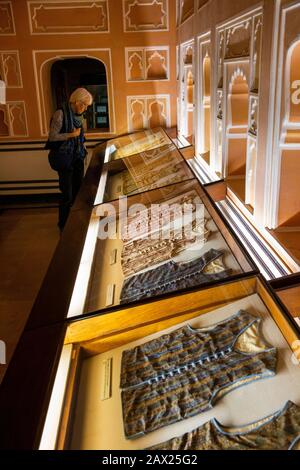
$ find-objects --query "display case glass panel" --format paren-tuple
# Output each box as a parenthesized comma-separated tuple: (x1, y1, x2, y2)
(68, 179, 255, 318)
(40, 276, 300, 450)
(99, 143, 195, 203)
(104, 128, 171, 162)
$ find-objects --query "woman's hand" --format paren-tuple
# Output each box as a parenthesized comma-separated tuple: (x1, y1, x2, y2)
(69, 128, 81, 138)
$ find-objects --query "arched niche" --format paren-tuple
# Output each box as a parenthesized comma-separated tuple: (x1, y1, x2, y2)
(202, 54, 211, 157)
(34, 50, 114, 137)
(187, 70, 194, 105)
(227, 70, 249, 202)
(184, 46, 193, 65)
(129, 53, 144, 81)
(229, 72, 249, 127)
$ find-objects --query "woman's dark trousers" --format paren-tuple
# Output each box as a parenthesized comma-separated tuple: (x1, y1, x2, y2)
(58, 158, 84, 229)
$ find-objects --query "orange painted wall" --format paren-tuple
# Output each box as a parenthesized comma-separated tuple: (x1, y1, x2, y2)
(0, 0, 177, 142)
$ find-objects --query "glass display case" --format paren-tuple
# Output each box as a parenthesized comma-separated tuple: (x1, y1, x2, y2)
(98, 143, 195, 204)
(94, 127, 195, 205)
(39, 275, 300, 450)
(104, 128, 171, 162)
(68, 178, 256, 318)
(0, 129, 299, 451)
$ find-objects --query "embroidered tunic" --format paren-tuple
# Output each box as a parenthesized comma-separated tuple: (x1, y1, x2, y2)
(120, 248, 230, 304)
(149, 401, 300, 450)
(120, 310, 277, 439)
(121, 218, 210, 278)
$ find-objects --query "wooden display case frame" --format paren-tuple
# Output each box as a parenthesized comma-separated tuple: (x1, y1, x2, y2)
(43, 274, 300, 450)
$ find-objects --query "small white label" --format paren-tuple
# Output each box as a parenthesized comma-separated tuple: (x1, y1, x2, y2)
(100, 358, 112, 401)
(106, 284, 115, 306)
(110, 249, 117, 265)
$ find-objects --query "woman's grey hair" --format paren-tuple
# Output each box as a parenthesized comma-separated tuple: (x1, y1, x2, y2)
(69, 88, 93, 105)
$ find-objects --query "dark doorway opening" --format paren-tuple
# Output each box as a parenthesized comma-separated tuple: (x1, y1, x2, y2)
(51, 58, 109, 132)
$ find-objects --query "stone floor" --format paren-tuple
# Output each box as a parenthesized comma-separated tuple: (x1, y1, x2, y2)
(0, 207, 59, 383)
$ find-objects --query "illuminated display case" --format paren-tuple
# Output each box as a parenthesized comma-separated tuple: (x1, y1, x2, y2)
(104, 128, 171, 162)
(95, 128, 195, 205)
(67, 176, 256, 318)
(0, 130, 299, 450)
(40, 276, 300, 450)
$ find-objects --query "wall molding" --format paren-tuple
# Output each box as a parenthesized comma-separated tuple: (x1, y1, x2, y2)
(27, 0, 110, 35)
(0, 1, 16, 36)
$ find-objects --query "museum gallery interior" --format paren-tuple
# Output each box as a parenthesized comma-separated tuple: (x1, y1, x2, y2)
(0, 0, 300, 451)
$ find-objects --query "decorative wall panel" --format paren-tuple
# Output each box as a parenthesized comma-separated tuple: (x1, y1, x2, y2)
(225, 20, 251, 59)
(127, 94, 170, 131)
(0, 101, 28, 138)
(145, 49, 168, 80)
(126, 47, 169, 81)
(123, 0, 168, 32)
(28, 1, 109, 34)
(0, 104, 9, 135)
(0, 52, 22, 87)
(0, 1, 15, 35)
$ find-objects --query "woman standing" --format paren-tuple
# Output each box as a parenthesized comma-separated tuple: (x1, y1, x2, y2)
(47, 88, 93, 231)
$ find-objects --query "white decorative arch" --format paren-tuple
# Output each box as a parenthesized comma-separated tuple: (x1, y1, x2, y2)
(229, 66, 248, 91)
(129, 52, 143, 79)
(130, 99, 146, 130)
(148, 98, 167, 127)
(33, 49, 114, 136)
(145, 51, 167, 76)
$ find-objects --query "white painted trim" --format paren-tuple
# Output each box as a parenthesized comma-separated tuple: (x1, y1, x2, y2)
(226, 133, 248, 139)
(180, 38, 195, 49)
(179, 39, 195, 139)
(263, 0, 281, 229)
(279, 143, 300, 150)
(27, 0, 110, 35)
